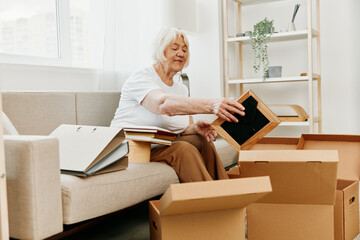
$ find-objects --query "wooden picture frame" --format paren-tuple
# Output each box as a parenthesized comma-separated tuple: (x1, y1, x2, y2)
(0, 91, 9, 239)
(211, 90, 280, 150)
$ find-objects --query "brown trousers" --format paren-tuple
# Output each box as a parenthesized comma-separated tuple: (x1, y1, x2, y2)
(150, 134, 229, 183)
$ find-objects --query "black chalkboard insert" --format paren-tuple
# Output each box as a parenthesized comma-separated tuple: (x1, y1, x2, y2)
(220, 96, 270, 146)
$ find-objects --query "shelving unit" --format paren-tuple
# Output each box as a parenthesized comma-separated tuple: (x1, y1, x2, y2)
(222, 0, 322, 133)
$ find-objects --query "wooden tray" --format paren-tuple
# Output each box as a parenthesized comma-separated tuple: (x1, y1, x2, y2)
(268, 104, 309, 122)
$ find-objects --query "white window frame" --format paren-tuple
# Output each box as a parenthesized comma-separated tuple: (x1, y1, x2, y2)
(0, 0, 72, 67)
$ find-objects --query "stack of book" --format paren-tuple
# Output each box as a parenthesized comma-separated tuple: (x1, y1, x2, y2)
(124, 126, 178, 145)
(50, 124, 129, 177)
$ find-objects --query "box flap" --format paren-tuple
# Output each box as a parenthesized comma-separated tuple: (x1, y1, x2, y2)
(239, 150, 338, 205)
(337, 179, 358, 191)
(249, 137, 299, 150)
(159, 177, 272, 216)
(297, 134, 360, 181)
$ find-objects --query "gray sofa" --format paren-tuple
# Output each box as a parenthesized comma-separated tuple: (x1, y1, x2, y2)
(2, 91, 238, 240)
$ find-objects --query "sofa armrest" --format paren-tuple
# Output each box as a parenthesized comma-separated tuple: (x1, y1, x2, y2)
(4, 135, 63, 240)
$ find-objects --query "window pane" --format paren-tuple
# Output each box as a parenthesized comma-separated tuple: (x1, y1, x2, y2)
(70, 0, 105, 68)
(0, 0, 58, 58)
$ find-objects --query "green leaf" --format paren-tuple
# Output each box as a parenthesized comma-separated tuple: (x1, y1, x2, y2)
(250, 18, 274, 76)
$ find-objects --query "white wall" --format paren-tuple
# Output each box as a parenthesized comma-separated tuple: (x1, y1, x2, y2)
(0, 64, 99, 90)
(320, 0, 360, 134)
(186, 0, 223, 100)
(0, 0, 359, 135)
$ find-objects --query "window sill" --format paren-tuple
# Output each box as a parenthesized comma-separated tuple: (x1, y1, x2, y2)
(0, 62, 100, 74)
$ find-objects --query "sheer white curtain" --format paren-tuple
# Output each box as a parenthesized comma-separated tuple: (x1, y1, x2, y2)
(100, 0, 162, 90)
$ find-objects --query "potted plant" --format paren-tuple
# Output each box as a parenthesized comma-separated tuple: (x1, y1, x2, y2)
(250, 18, 275, 78)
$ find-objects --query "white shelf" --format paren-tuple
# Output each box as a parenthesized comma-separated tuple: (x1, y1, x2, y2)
(228, 74, 319, 84)
(279, 122, 310, 127)
(230, 0, 284, 5)
(222, 0, 322, 133)
(278, 117, 319, 127)
(227, 29, 318, 44)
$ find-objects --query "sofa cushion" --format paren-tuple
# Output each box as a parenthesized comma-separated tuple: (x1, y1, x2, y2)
(61, 140, 236, 225)
(61, 162, 179, 224)
(2, 92, 76, 135)
(214, 138, 238, 167)
(76, 91, 121, 126)
(2, 111, 19, 135)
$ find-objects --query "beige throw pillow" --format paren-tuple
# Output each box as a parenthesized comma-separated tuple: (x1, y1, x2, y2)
(2, 111, 19, 135)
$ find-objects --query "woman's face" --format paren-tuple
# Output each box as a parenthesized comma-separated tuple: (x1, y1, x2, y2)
(163, 35, 189, 73)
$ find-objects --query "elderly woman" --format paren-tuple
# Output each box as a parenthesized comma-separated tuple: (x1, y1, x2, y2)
(111, 28, 245, 183)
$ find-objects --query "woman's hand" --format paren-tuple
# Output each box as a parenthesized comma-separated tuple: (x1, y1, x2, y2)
(212, 98, 245, 122)
(194, 120, 218, 142)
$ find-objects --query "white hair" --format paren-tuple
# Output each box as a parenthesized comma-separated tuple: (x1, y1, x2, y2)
(151, 28, 190, 68)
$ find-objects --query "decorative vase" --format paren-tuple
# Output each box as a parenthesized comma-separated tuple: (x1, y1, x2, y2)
(267, 66, 282, 78)
(287, 22, 296, 32)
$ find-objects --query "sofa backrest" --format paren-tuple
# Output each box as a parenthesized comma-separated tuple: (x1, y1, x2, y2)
(2, 91, 121, 135)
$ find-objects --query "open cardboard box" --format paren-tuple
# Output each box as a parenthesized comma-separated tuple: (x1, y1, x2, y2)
(235, 150, 338, 240)
(297, 134, 360, 240)
(149, 177, 272, 240)
(227, 137, 299, 179)
(335, 180, 359, 240)
(297, 134, 360, 181)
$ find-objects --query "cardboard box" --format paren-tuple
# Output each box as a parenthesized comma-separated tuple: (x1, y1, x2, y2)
(127, 140, 151, 163)
(227, 166, 241, 179)
(227, 137, 299, 178)
(297, 134, 360, 181)
(335, 180, 359, 240)
(297, 134, 360, 239)
(238, 150, 338, 240)
(149, 177, 272, 240)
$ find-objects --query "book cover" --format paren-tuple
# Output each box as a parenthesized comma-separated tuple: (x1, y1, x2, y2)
(125, 132, 176, 141)
(50, 124, 129, 177)
(125, 134, 172, 145)
(123, 125, 178, 136)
